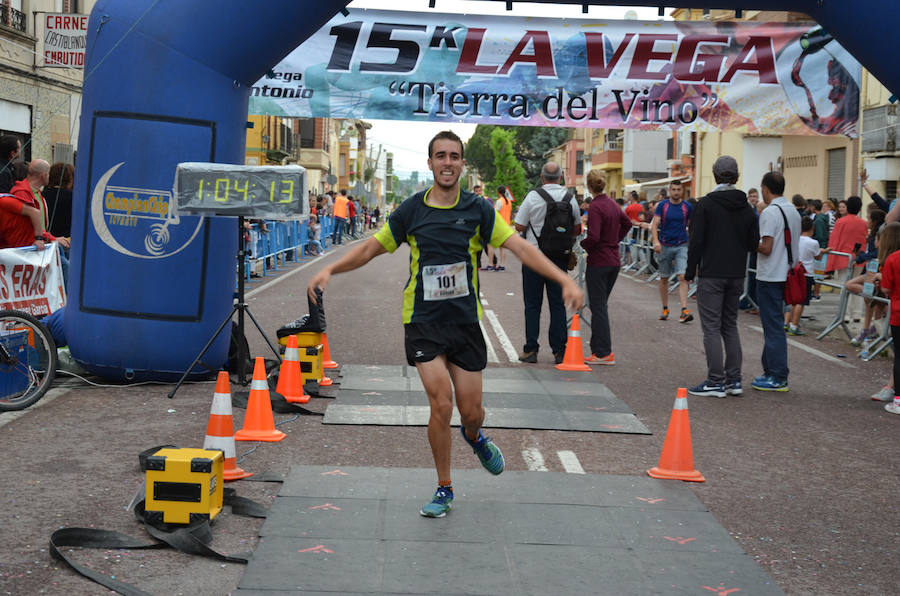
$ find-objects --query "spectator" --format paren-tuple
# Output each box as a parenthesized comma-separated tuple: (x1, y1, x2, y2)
(836, 199, 848, 219)
(580, 169, 632, 366)
(823, 195, 867, 273)
(872, 222, 900, 414)
(348, 194, 358, 237)
(332, 189, 349, 245)
(306, 214, 326, 256)
(860, 167, 898, 213)
(1, 160, 69, 252)
(514, 161, 581, 364)
(814, 199, 834, 248)
(493, 186, 513, 271)
(752, 171, 800, 392)
(45, 162, 74, 238)
(848, 209, 887, 345)
(650, 179, 693, 323)
(792, 194, 808, 216)
(685, 156, 759, 397)
(746, 187, 760, 209)
(784, 216, 821, 336)
(0, 135, 22, 194)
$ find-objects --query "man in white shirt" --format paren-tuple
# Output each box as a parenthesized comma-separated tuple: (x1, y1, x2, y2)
(514, 162, 581, 364)
(753, 171, 801, 392)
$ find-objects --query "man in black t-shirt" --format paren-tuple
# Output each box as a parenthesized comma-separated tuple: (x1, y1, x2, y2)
(309, 131, 583, 518)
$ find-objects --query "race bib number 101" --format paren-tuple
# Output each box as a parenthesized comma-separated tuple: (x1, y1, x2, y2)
(422, 261, 469, 301)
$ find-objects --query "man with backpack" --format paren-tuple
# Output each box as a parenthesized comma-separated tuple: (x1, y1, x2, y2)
(514, 161, 581, 364)
(651, 179, 694, 323)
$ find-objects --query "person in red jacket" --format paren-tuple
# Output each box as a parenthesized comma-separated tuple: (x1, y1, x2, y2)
(580, 169, 633, 365)
(823, 195, 867, 273)
(0, 160, 69, 251)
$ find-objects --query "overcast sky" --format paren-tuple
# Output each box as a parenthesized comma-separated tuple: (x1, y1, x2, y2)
(348, 1, 669, 177)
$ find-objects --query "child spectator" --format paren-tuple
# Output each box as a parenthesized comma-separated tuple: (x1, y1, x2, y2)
(307, 214, 326, 256)
(871, 222, 900, 414)
(849, 209, 887, 344)
(784, 216, 820, 335)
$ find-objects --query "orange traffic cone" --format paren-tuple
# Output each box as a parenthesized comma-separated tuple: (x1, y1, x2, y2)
(555, 314, 591, 371)
(235, 357, 286, 442)
(204, 371, 253, 481)
(275, 335, 309, 404)
(647, 388, 705, 482)
(321, 332, 338, 369)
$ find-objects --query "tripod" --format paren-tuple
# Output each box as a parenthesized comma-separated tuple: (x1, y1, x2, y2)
(168, 216, 282, 398)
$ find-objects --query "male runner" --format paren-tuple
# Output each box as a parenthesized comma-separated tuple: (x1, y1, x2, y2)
(308, 131, 583, 517)
(651, 179, 693, 323)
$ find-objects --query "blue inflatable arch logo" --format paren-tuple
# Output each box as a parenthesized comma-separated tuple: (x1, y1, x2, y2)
(67, 1, 895, 380)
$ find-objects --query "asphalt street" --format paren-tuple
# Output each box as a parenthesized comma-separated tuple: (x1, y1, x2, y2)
(1, 232, 898, 595)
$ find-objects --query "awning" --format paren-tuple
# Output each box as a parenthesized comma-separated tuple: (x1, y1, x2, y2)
(624, 175, 692, 195)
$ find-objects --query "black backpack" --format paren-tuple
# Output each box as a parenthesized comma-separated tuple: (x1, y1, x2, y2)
(530, 188, 576, 259)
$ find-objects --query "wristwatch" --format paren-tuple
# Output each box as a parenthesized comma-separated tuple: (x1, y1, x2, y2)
(35, 235, 44, 241)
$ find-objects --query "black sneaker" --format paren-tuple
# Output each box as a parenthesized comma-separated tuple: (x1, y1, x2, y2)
(553, 352, 565, 365)
(518, 351, 537, 363)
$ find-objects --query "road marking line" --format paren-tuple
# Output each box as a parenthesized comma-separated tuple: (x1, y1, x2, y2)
(557, 450, 585, 474)
(522, 448, 548, 471)
(484, 309, 519, 363)
(479, 321, 500, 363)
(747, 325, 855, 368)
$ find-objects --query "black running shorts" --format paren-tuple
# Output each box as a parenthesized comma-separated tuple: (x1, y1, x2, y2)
(404, 322, 487, 371)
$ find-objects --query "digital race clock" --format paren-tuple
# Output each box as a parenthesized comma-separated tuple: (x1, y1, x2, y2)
(173, 162, 307, 219)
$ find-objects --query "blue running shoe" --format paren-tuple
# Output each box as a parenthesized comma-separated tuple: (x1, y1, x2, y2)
(459, 426, 505, 475)
(688, 380, 726, 398)
(725, 380, 743, 396)
(420, 486, 453, 518)
(751, 376, 789, 392)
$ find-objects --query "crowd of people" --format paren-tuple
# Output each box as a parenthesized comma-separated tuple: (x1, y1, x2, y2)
(0, 135, 73, 285)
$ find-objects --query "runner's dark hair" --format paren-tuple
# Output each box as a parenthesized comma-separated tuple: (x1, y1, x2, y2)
(428, 130, 464, 159)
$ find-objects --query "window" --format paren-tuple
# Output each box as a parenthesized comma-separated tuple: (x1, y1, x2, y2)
(887, 180, 897, 200)
(575, 150, 584, 175)
(299, 119, 315, 149)
(1, 0, 26, 32)
(55, 0, 79, 12)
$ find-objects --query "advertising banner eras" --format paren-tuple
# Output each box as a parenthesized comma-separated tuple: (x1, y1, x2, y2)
(250, 10, 860, 137)
(0, 244, 66, 318)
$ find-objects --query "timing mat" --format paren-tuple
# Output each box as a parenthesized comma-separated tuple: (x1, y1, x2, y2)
(235, 466, 783, 595)
(322, 364, 651, 434)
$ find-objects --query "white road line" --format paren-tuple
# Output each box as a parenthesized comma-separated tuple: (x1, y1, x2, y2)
(557, 450, 585, 474)
(522, 448, 548, 471)
(747, 325, 855, 368)
(484, 309, 520, 364)
(479, 321, 500, 363)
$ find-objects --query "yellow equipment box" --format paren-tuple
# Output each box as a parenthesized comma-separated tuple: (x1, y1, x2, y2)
(144, 448, 224, 525)
(278, 331, 321, 348)
(298, 344, 323, 385)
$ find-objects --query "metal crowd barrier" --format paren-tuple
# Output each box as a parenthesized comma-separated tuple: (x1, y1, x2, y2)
(244, 216, 335, 282)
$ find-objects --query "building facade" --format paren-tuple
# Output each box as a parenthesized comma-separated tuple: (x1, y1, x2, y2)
(1, 0, 94, 164)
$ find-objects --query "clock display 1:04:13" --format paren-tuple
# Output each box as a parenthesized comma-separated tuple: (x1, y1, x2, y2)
(196, 178, 295, 203)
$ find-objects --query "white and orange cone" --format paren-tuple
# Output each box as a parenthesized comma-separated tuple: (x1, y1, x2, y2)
(203, 371, 253, 481)
(235, 357, 286, 442)
(275, 335, 310, 404)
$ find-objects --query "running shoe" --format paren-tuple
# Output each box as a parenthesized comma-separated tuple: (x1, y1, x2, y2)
(518, 351, 537, 363)
(459, 426, 504, 475)
(751, 376, 789, 392)
(725, 380, 743, 396)
(787, 325, 805, 336)
(688, 380, 726, 398)
(885, 402, 900, 415)
(659, 307, 670, 321)
(496, 266, 506, 271)
(420, 485, 454, 517)
(851, 328, 870, 346)
(679, 308, 694, 323)
(585, 353, 615, 365)
(871, 386, 893, 402)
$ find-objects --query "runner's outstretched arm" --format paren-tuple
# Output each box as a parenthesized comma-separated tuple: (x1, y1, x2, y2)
(501, 234, 584, 311)
(308, 236, 387, 302)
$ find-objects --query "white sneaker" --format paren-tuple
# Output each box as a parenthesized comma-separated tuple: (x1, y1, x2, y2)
(885, 402, 900, 415)
(871, 386, 893, 402)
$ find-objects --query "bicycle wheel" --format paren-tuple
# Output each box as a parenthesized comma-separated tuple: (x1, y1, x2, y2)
(0, 310, 57, 411)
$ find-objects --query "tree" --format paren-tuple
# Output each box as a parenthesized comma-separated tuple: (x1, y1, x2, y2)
(464, 125, 498, 182)
(466, 125, 569, 190)
(488, 128, 527, 204)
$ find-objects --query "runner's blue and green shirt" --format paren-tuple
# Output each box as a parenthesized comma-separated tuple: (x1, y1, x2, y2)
(374, 187, 515, 324)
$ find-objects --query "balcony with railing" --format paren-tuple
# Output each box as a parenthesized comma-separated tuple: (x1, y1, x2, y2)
(0, 4, 26, 33)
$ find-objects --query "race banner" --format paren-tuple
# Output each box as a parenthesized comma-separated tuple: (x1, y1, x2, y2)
(250, 10, 861, 136)
(0, 244, 66, 317)
(39, 13, 88, 68)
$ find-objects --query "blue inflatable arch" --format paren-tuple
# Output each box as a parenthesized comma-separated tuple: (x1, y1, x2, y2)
(67, 0, 896, 380)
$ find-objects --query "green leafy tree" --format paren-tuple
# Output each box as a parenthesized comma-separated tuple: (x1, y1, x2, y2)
(488, 128, 527, 204)
(464, 125, 499, 182)
(466, 125, 569, 190)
